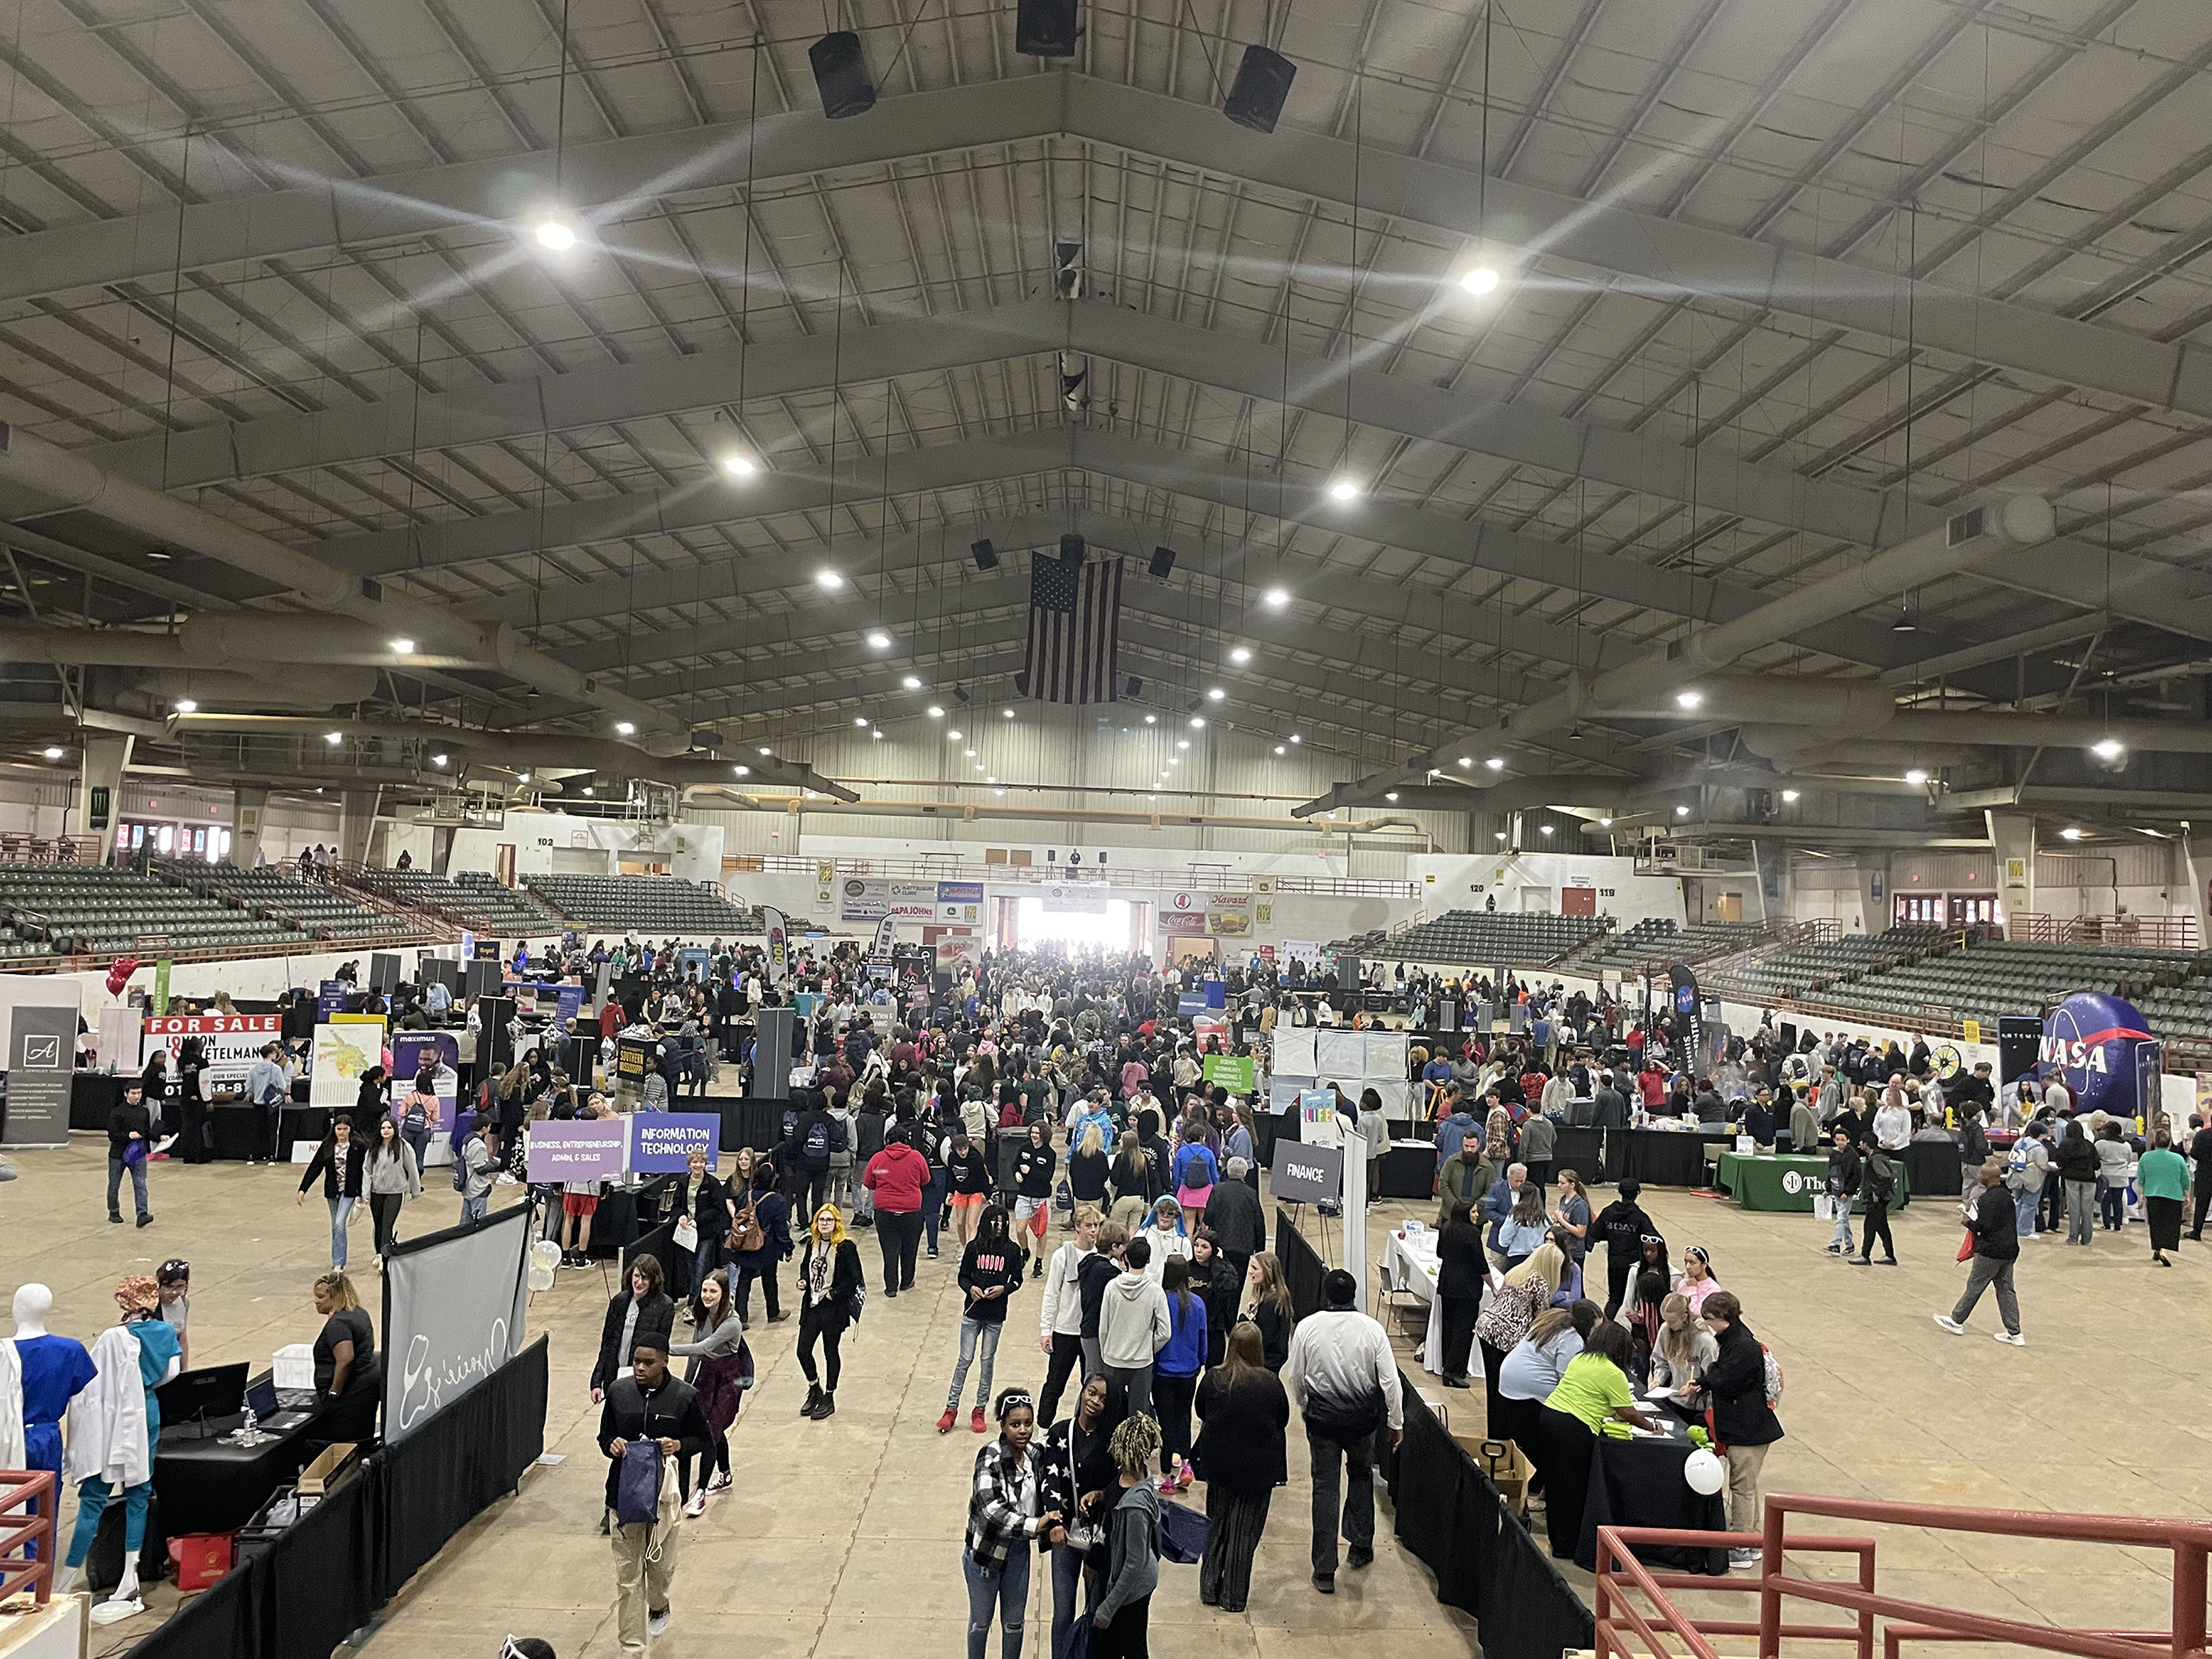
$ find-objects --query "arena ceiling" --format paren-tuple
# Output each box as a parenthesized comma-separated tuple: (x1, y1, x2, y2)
(1, 0, 2210, 820)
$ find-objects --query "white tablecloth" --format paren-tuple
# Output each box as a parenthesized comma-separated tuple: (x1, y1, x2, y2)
(1384, 1230, 1445, 1375)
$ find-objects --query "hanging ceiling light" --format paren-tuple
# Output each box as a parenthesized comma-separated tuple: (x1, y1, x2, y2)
(1229, 647, 1252, 664)
(1460, 265, 1499, 295)
(865, 631, 890, 649)
(1263, 588, 1290, 609)
(1327, 479, 1360, 502)
(2091, 737, 2125, 761)
(1904, 768, 1929, 786)
(532, 218, 578, 251)
(816, 570, 843, 590)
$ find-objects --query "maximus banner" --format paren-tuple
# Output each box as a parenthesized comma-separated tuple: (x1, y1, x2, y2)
(381, 1203, 530, 1445)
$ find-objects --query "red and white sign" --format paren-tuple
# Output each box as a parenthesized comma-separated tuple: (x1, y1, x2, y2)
(141, 1014, 283, 1093)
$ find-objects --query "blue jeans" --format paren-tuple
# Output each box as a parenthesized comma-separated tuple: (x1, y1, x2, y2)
(1049, 1542, 1091, 1659)
(64, 1477, 150, 1570)
(962, 1545, 1031, 1659)
(107, 1156, 147, 1219)
(461, 1191, 488, 1225)
(946, 1315, 1003, 1410)
(2012, 1184, 2040, 1237)
(400, 1120, 432, 1173)
(326, 1195, 355, 1267)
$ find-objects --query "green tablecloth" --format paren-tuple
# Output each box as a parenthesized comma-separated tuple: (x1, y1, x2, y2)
(1714, 1150, 1911, 1212)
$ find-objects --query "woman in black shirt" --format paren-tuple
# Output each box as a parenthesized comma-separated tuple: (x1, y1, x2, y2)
(297, 1119, 368, 1270)
(176, 1038, 211, 1164)
(311, 1270, 380, 1445)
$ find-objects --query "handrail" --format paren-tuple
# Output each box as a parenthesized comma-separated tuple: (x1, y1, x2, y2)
(0, 1469, 55, 1604)
(743, 853, 1418, 898)
(1596, 1526, 1874, 1659)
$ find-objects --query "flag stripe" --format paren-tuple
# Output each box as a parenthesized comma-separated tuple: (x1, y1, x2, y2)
(1025, 556, 1121, 704)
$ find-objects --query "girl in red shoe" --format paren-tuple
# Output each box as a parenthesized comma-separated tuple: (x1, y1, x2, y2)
(940, 1204, 1025, 1434)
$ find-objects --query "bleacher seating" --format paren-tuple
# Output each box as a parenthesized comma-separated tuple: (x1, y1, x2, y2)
(357, 869, 556, 935)
(1571, 919, 1769, 973)
(522, 873, 763, 933)
(186, 866, 421, 944)
(1327, 908, 1606, 969)
(0, 866, 311, 959)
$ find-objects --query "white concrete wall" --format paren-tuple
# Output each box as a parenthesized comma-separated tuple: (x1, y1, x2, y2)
(1407, 852, 1687, 929)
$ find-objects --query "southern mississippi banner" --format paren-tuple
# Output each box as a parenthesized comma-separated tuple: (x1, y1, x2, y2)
(381, 1204, 532, 1445)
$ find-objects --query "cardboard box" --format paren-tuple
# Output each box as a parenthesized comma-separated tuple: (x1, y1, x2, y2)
(1457, 1434, 1533, 1512)
(297, 1442, 359, 1497)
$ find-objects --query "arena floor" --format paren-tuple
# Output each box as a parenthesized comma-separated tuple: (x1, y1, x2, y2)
(5, 1132, 2204, 1656)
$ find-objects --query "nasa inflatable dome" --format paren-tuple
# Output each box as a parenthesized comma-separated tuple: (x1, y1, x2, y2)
(2040, 991, 2157, 1119)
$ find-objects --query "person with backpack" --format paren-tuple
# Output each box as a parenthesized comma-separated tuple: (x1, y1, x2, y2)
(2006, 1121, 2052, 1241)
(457, 1116, 499, 1225)
(944, 1129, 996, 1249)
(1282, 1268, 1403, 1595)
(1850, 1138, 1899, 1266)
(824, 1090, 857, 1213)
(1699, 1290, 1784, 1571)
(1151, 1255, 1208, 1493)
(791, 1091, 836, 1218)
(598, 1332, 711, 1651)
(794, 1204, 865, 1421)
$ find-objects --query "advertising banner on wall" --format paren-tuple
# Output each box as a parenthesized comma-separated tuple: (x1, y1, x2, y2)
(1042, 882, 1111, 914)
(938, 881, 983, 923)
(840, 879, 948, 922)
(141, 1013, 283, 1093)
(1158, 912, 1210, 936)
(2, 1005, 75, 1146)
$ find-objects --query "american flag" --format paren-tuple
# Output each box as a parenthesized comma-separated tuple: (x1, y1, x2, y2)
(1023, 550, 1121, 704)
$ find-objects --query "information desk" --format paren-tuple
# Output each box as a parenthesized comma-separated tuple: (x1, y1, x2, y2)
(1575, 1420, 1729, 1573)
(153, 1379, 324, 1540)
(1714, 1150, 1912, 1212)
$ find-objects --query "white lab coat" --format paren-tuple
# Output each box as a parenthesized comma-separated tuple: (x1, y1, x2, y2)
(0, 1339, 23, 1471)
(65, 1325, 152, 1489)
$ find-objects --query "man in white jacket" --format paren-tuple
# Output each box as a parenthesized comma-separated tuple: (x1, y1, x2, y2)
(1284, 1268, 1403, 1595)
(1096, 1235, 1170, 1420)
(1036, 1207, 1099, 1423)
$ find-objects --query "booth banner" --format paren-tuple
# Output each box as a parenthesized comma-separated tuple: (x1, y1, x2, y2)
(310, 1014, 387, 1109)
(141, 1013, 282, 1093)
(629, 1113, 721, 1173)
(935, 934, 981, 977)
(1042, 881, 1111, 914)
(840, 878, 942, 922)
(2042, 991, 2159, 1121)
(382, 1205, 531, 1445)
(763, 906, 789, 983)
(1203, 1054, 1256, 1094)
(1, 1005, 74, 1146)
(391, 1032, 461, 1129)
(1272, 1140, 1343, 1205)
(871, 916, 898, 957)
(317, 980, 351, 1019)
(938, 881, 983, 924)
(525, 1119, 627, 1182)
(615, 1036, 655, 1087)
(1280, 940, 1321, 967)
(678, 946, 711, 979)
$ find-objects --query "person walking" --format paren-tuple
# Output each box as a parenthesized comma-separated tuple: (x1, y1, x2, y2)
(2138, 1130, 2190, 1268)
(1011, 1123, 1058, 1274)
(1935, 1160, 2024, 1345)
(296, 1118, 367, 1268)
(727, 1160, 793, 1325)
(1850, 1140, 1898, 1266)
(591, 1257, 678, 1405)
(1089, 1416, 1163, 1659)
(961, 1388, 1059, 1659)
(1821, 1129, 1860, 1256)
(945, 1129, 996, 1250)
(598, 1333, 711, 1654)
(666, 1267, 748, 1516)
(1282, 1267, 1403, 1595)
(2054, 1119, 2100, 1247)
(861, 1125, 929, 1297)
(795, 1204, 864, 1420)
(363, 1115, 422, 1262)
(458, 1116, 499, 1225)
(1192, 1323, 1288, 1613)
(940, 1205, 1025, 1434)
(1039, 1375, 1127, 1659)
(1150, 1256, 1207, 1492)
(395, 1065, 440, 1175)
(1200, 1159, 1265, 1284)
(106, 1077, 153, 1228)
(1036, 1208, 1099, 1426)
(1097, 1235, 1170, 1420)
(1697, 1290, 1784, 1572)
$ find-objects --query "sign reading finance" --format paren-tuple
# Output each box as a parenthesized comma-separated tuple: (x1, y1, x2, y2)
(1270, 1140, 1343, 1205)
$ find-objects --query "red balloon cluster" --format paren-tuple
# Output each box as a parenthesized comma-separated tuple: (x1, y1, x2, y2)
(106, 956, 139, 997)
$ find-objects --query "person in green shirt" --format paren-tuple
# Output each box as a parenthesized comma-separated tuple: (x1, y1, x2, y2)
(2138, 1130, 2191, 1268)
(1536, 1320, 1658, 1559)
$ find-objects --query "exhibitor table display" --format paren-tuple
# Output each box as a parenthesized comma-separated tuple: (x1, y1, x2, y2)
(153, 1371, 325, 1540)
(1377, 1139, 1440, 1199)
(1714, 1150, 1912, 1212)
(1573, 1415, 1729, 1574)
(1382, 1227, 1444, 1374)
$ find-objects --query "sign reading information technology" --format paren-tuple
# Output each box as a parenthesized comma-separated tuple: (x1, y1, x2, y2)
(628, 1113, 721, 1172)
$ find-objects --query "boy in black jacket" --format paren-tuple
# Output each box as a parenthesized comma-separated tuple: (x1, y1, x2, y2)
(1823, 1130, 1860, 1256)
(1593, 1179, 1656, 1316)
(1076, 1221, 1129, 1377)
(938, 1204, 1025, 1433)
(599, 1335, 711, 1648)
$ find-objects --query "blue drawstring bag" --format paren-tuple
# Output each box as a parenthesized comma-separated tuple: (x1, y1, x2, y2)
(1155, 1496, 1209, 1565)
(615, 1440, 662, 1526)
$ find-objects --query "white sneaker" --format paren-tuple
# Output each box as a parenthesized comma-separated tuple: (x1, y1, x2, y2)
(1994, 1331, 2026, 1347)
(1727, 1548, 1760, 1571)
(497, 1173, 520, 1186)
(647, 1608, 672, 1637)
(1932, 1314, 1965, 1335)
(683, 1491, 706, 1518)
(89, 1598, 145, 1626)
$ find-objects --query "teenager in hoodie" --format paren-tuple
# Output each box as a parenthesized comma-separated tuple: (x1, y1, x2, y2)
(1075, 1221, 1129, 1380)
(939, 1205, 1024, 1435)
(1151, 1255, 1208, 1492)
(824, 1091, 857, 1213)
(1097, 1234, 1170, 1420)
(1038, 1207, 1101, 1425)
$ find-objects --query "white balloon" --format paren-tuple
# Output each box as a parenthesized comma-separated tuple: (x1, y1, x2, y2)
(1684, 1447, 1725, 1496)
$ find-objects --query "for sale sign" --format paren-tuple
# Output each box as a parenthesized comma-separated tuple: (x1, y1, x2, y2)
(141, 1013, 282, 1093)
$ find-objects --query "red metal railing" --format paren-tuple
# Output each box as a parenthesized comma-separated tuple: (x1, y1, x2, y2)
(1595, 1491, 2211, 1659)
(2009, 912, 2200, 949)
(0, 1470, 56, 1604)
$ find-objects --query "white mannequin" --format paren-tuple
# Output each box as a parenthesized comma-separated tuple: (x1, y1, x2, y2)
(12, 1283, 52, 1337)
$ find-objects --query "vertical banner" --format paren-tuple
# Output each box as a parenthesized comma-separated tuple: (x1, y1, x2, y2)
(763, 906, 790, 985)
(391, 1032, 462, 1127)
(151, 960, 172, 1016)
(871, 916, 897, 957)
(1667, 961, 1704, 1068)
(2, 1005, 76, 1146)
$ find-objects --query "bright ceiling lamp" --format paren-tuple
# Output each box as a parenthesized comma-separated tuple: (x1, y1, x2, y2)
(1189, 717, 1206, 729)
(853, 716, 869, 727)
(1229, 647, 1251, 664)
(1168, 757, 1180, 766)
(865, 631, 890, 649)
(1288, 733, 1300, 744)
(324, 731, 343, 745)
(174, 698, 198, 713)
(816, 570, 843, 590)
(1274, 745, 1286, 755)
(721, 454, 757, 479)
(926, 705, 945, 718)
(1460, 265, 1500, 296)
(517, 772, 531, 784)
(532, 217, 577, 251)
(430, 753, 448, 767)
(1144, 713, 1157, 725)
(2060, 826, 2084, 841)
(2091, 737, 2125, 760)
(1458, 756, 1473, 769)
(1327, 479, 1360, 502)
(1597, 816, 1612, 827)
(42, 746, 62, 759)
(389, 638, 414, 656)
(902, 676, 922, 690)
(1494, 831, 1508, 841)
(1176, 739, 1190, 750)
(581, 786, 594, 797)
(1384, 791, 1398, 802)
(734, 764, 750, 777)
(1485, 755, 1504, 771)
(615, 721, 635, 735)
(1904, 768, 1928, 786)
(758, 745, 772, 755)
(1780, 788, 1800, 803)
(1675, 689, 1703, 710)
(1207, 687, 1225, 701)
(964, 748, 976, 757)
(1263, 588, 1290, 609)
(1539, 824, 1554, 835)
(871, 729, 884, 739)
(946, 728, 962, 740)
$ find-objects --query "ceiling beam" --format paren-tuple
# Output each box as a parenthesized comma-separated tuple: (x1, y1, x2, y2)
(4, 76, 2207, 420)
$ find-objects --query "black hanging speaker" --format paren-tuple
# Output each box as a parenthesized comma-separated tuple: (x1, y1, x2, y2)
(971, 538, 999, 571)
(1148, 546, 1176, 578)
(1016, 0, 1079, 57)
(1058, 533, 1085, 566)
(1224, 44, 1296, 133)
(809, 32, 875, 120)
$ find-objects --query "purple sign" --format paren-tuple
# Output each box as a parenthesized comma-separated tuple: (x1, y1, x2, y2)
(391, 1032, 462, 1129)
(627, 1112, 721, 1173)
(525, 1119, 627, 1182)
(318, 980, 350, 1019)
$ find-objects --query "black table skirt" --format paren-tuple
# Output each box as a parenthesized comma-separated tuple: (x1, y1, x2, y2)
(1904, 1140, 1963, 1198)
(154, 1398, 324, 1538)
(72, 1072, 123, 1131)
(1551, 1125, 1608, 1184)
(1577, 1431, 1729, 1573)
(212, 1105, 261, 1161)
(1377, 1142, 1436, 1199)
(709, 1095, 788, 1153)
(1619, 1130, 1711, 1188)
(279, 1106, 332, 1160)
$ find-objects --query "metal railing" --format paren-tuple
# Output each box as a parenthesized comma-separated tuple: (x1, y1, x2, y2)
(744, 853, 1418, 898)
(1596, 1492, 2211, 1659)
(0, 1470, 55, 1605)
(2009, 912, 2201, 950)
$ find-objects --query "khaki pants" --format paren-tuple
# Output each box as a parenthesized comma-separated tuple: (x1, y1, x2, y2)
(611, 1516, 679, 1653)
(1725, 1441, 1769, 1537)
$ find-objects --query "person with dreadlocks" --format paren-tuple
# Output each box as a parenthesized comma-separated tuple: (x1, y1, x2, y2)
(1090, 1414, 1164, 1658)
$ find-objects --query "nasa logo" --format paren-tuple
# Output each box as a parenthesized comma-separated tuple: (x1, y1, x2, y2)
(2040, 991, 2155, 1117)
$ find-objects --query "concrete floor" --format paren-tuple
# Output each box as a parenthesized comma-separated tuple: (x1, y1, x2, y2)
(7, 1138, 2206, 1656)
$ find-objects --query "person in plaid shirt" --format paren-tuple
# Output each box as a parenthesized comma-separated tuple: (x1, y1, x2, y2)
(963, 1388, 1062, 1659)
